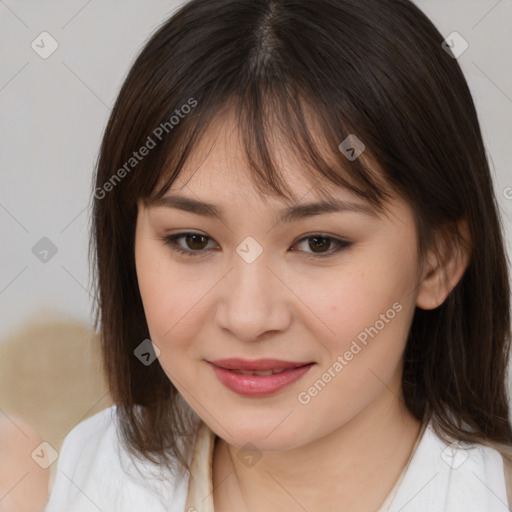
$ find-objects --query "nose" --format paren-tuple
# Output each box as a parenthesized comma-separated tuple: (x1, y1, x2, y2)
(214, 257, 292, 342)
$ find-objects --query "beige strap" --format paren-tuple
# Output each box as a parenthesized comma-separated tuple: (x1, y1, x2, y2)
(184, 420, 216, 512)
(503, 454, 512, 508)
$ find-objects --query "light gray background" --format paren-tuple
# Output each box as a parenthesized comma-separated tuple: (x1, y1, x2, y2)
(1, 0, 511, 341)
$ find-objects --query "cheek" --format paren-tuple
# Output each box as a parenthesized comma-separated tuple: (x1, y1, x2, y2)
(305, 242, 418, 370)
(135, 241, 216, 358)
(294, 267, 415, 425)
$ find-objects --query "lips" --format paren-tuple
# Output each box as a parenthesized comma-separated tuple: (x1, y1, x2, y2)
(209, 358, 311, 371)
(207, 358, 314, 397)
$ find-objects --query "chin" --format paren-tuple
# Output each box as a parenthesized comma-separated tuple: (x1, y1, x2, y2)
(211, 409, 306, 452)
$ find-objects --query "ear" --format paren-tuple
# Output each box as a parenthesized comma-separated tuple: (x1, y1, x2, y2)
(416, 219, 471, 310)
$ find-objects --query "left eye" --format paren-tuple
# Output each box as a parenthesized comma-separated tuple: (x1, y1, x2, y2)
(292, 235, 352, 258)
(160, 232, 352, 259)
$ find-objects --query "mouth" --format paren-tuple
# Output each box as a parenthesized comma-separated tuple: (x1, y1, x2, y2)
(208, 358, 313, 371)
(207, 358, 315, 396)
(229, 368, 295, 376)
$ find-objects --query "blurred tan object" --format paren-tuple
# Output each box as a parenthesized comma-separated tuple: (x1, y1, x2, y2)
(0, 319, 112, 500)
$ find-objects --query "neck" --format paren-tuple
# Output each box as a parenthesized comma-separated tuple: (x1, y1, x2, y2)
(213, 377, 422, 512)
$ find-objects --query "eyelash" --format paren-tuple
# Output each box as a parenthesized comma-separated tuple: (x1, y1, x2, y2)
(159, 232, 352, 260)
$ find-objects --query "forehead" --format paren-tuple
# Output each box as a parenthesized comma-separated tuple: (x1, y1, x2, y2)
(157, 109, 366, 208)
(142, 107, 409, 227)
(150, 155, 388, 228)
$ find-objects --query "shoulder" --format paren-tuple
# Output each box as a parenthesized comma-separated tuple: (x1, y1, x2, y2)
(54, 405, 117, 465)
(392, 421, 510, 511)
(45, 405, 194, 512)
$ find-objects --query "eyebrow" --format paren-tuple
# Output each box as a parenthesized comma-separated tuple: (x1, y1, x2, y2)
(149, 194, 379, 223)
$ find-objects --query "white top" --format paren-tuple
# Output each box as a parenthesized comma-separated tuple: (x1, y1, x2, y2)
(44, 405, 510, 512)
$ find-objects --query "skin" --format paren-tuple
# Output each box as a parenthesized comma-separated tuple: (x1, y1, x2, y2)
(134, 113, 470, 512)
(0, 416, 49, 512)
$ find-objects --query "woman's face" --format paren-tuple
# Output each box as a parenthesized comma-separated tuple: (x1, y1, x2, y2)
(134, 118, 425, 451)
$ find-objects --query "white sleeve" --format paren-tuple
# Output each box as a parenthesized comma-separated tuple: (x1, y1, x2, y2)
(44, 406, 118, 512)
(44, 405, 190, 512)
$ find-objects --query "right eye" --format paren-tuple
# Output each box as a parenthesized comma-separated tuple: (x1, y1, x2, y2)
(160, 232, 218, 257)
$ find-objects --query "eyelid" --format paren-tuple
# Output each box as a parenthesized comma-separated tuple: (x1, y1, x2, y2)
(160, 231, 218, 257)
(159, 231, 353, 259)
(291, 233, 353, 259)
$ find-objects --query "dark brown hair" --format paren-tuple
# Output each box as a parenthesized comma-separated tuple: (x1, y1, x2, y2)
(90, 0, 512, 474)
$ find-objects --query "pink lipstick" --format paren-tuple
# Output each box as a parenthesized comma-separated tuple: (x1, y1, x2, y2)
(208, 358, 314, 397)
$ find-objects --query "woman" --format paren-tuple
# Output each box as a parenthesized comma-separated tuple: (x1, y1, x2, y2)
(45, 0, 512, 510)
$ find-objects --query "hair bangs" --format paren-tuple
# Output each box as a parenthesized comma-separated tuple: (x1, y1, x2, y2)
(144, 83, 395, 219)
